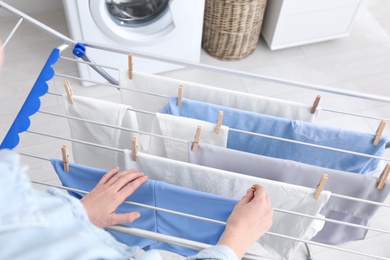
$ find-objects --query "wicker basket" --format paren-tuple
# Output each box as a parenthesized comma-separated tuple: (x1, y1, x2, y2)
(202, 0, 268, 60)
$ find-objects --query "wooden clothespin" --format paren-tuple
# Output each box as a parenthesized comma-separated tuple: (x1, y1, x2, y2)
(373, 120, 386, 145)
(128, 53, 133, 80)
(131, 137, 137, 161)
(215, 111, 224, 134)
(314, 174, 328, 200)
(191, 125, 202, 152)
(311, 95, 321, 114)
(177, 85, 183, 107)
(377, 163, 390, 190)
(64, 81, 74, 104)
(61, 144, 70, 172)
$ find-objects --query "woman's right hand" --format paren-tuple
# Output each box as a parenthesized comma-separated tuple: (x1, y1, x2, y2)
(217, 184, 274, 259)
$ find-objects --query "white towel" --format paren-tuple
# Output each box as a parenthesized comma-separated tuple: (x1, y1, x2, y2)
(144, 113, 228, 162)
(124, 150, 330, 260)
(63, 95, 139, 170)
(119, 70, 320, 131)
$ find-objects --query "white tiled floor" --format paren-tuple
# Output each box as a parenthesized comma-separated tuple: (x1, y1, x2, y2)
(1, 0, 390, 259)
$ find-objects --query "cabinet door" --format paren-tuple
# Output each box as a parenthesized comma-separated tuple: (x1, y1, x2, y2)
(281, 0, 361, 16)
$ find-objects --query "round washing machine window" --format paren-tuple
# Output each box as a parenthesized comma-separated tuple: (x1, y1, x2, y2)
(90, 0, 181, 43)
(106, 0, 169, 27)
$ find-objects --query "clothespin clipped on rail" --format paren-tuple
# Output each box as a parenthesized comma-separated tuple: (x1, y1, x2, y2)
(128, 53, 133, 80)
(191, 125, 202, 152)
(215, 111, 224, 134)
(311, 95, 321, 114)
(131, 137, 137, 161)
(373, 120, 386, 145)
(314, 174, 328, 200)
(61, 144, 70, 172)
(64, 81, 74, 104)
(377, 163, 390, 190)
(177, 85, 183, 107)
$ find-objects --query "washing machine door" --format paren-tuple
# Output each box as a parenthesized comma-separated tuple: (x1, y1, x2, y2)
(107, 0, 169, 27)
(90, 0, 187, 44)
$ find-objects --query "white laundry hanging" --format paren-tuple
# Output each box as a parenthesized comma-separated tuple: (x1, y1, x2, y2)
(119, 70, 321, 132)
(124, 150, 331, 260)
(63, 94, 139, 170)
(144, 112, 229, 162)
(187, 142, 390, 245)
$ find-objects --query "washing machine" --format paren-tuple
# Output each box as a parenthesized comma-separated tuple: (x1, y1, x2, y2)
(62, 0, 205, 83)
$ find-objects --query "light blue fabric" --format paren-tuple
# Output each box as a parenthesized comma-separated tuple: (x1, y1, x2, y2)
(161, 97, 387, 174)
(0, 150, 137, 260)
(186, 245, 238, 260)
(50, 159, 239, 257)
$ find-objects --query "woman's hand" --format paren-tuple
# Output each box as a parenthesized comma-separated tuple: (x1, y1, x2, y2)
(81, 167, 148, 228)
(217, 184, 274, 259)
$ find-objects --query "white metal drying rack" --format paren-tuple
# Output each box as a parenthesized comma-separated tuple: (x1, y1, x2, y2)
(2, 1, 390, 260)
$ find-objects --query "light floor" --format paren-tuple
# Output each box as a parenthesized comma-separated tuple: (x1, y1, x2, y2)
(1, 1, 390, 259)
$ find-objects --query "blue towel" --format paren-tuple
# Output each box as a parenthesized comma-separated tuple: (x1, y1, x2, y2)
(50, 159, 236, 256)
(160, 97, 387, 174)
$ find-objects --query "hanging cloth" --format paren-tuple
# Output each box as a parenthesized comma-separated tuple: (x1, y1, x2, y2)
(51, 159, 240, 257)
(119, 70, 320, 131)
(144, 112, 228, 162)
(124, 150, 331, 260)
(188, 142, 390, 244)
(63, 95, 139, 170)
(160, 97, 387, 174)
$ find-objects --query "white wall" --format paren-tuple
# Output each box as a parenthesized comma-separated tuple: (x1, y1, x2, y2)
(0, 0, 63, 17)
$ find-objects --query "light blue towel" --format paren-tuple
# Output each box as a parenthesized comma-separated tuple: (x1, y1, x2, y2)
(51, 159, 237, 257)
(160, 97, 387, 174)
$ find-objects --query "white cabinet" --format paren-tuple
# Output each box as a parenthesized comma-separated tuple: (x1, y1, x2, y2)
(261, 0, 362, 50)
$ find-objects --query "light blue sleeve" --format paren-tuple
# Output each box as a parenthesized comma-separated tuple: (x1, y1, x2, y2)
(135, 250, 164, 260)
(186, 245, 238, 260)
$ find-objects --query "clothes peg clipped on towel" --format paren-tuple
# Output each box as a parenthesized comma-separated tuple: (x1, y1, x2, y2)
(61, 144, 70, 172)
(178, 85, 183, 107)
(132, 137, 137, 161)
(128, 53, 133, 80)
(215, 111, 224, 134)
(373, 120, 386, 145)
(311, 95, 321, 114)
(64, 81, 74, 104)
(191, 125, 202, 152)
(314, 174, 328, 200)
(377, 163, 390, 190)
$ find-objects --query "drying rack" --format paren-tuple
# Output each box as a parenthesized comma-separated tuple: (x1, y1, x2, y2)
(2, 2, 390, 260)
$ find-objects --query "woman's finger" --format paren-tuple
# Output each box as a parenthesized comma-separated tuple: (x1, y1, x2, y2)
(119, 175, 149, 201)
(252, 185, 268, 201)
(112, 170, 145, 191)
(237, 187, 255, 205)
(266, 194, 271, 206)
(106, 168, 137, 186)
(111, 212, 141, 226)
(99, 167, 120, 184)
